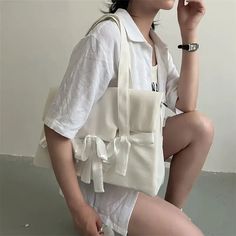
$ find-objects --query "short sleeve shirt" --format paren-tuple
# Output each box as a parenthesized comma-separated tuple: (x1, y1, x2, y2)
(43, 8, 183, 139)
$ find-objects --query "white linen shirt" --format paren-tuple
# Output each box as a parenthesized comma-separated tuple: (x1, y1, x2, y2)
(43, 8, 183, 140)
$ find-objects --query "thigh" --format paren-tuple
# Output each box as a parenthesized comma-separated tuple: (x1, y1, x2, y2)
(128, 192, 204, 236)
(162, 111, 200, 160)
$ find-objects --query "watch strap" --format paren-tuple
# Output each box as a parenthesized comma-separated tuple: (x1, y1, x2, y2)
(178, 43, 199, 52)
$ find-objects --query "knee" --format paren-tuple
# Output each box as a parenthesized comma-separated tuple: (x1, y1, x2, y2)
(188, 111, 215, 142)
(177, 216, 205, 236)
(184, 226, 205, 236)
(174, 213, 205, 236)
(186, 225, 205, 236)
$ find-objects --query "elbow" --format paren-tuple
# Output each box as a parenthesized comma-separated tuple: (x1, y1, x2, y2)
(175, 99, 197, 113)
(44, 124, 70, 141)
(44, 124, 55, 142)
(44, 124, 53, 138)
(176, 105, 197, 113)
(182, 107, 197, 113)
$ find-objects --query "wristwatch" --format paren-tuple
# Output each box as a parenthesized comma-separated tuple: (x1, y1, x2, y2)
(178, 43, 199, 52)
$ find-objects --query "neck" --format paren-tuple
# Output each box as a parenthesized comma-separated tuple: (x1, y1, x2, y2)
(127, 5, 158, 40)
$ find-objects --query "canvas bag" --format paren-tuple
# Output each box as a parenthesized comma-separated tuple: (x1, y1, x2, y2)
(33, 14, 166, 196)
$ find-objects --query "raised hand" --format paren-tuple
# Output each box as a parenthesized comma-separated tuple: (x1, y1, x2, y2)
(177, 0, 206, 33)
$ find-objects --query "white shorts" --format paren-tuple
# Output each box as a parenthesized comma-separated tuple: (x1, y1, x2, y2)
(59, 178, 139, 236)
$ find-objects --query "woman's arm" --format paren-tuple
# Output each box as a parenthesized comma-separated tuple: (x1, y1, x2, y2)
(44, 125, 103, 235)
(44, 124, 86, 211)
(175, 0, 206, 112)
(175, 30, 199, 112)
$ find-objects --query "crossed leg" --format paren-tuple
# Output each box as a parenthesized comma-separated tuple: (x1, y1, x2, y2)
(127, 111, 214, 236)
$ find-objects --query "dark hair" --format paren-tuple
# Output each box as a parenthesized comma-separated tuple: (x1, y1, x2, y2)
(100, 0, 158, 30)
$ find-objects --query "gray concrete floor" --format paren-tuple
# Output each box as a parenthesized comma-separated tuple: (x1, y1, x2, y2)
(0, 155, 235, 236)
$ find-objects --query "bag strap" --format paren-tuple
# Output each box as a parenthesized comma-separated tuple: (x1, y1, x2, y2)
(85, 14, 131, 137)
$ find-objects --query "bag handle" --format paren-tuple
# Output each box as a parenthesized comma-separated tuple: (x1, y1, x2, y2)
(86, 14, 131, 137)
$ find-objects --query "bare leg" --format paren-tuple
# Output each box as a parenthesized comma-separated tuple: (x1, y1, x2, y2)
(128, 192, 204, 236)
(162, 111, 214, 208)
(127, 111, 213, 235)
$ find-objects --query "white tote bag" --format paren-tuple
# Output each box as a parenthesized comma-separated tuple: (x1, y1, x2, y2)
(34, 14, 165, 196)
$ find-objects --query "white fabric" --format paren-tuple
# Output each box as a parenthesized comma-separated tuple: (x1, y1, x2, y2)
(42, 8, 184, 236)
(43, 8, 183, 140)
(151, 64, 167, 126)
(40, 13, 166, 197)
(72, 131, 156, 193)
(59, 178, 138, 236)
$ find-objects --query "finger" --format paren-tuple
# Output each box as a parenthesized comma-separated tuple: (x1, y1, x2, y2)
(186, 0, 205, 8)
(187, 1, 205, 14)
(91, 223, 102, 236)
(177, 0, 186, 9)
(97, 223, 105, 236)
(181, 0, 205, 14)
(96, 217, 103, 230)
(186, 0, 203, 3)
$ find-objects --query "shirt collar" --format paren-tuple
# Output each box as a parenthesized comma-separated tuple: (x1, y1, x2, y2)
(114, 8, 167, 49)
(149, 29, 168, 50)
(114, 8, 146, 43)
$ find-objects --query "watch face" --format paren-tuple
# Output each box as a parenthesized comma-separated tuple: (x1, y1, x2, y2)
(189, 43, 199, 51)
(189, 44, 196, 51)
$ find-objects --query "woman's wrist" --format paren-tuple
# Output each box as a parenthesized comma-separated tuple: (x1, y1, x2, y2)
(180, 29, 198, 44)
(67, 196, 87, 214)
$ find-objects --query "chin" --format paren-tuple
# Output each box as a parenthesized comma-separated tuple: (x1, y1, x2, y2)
(161, 0, 175, 10)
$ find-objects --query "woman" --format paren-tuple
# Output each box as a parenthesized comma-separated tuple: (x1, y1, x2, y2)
(44, 0, 214, 235)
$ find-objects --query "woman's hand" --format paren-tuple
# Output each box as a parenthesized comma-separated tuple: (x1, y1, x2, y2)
(177, 0, 206, 34)
(71, 202, 104, 236)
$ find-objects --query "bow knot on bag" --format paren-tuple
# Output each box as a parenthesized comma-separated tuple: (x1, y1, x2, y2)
(57, 131, 154, 192)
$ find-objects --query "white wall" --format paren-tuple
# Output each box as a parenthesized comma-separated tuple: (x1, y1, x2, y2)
(158, 0, 236, 173)
(1, 0, 235, 172)
(0, 0, 102, 156)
